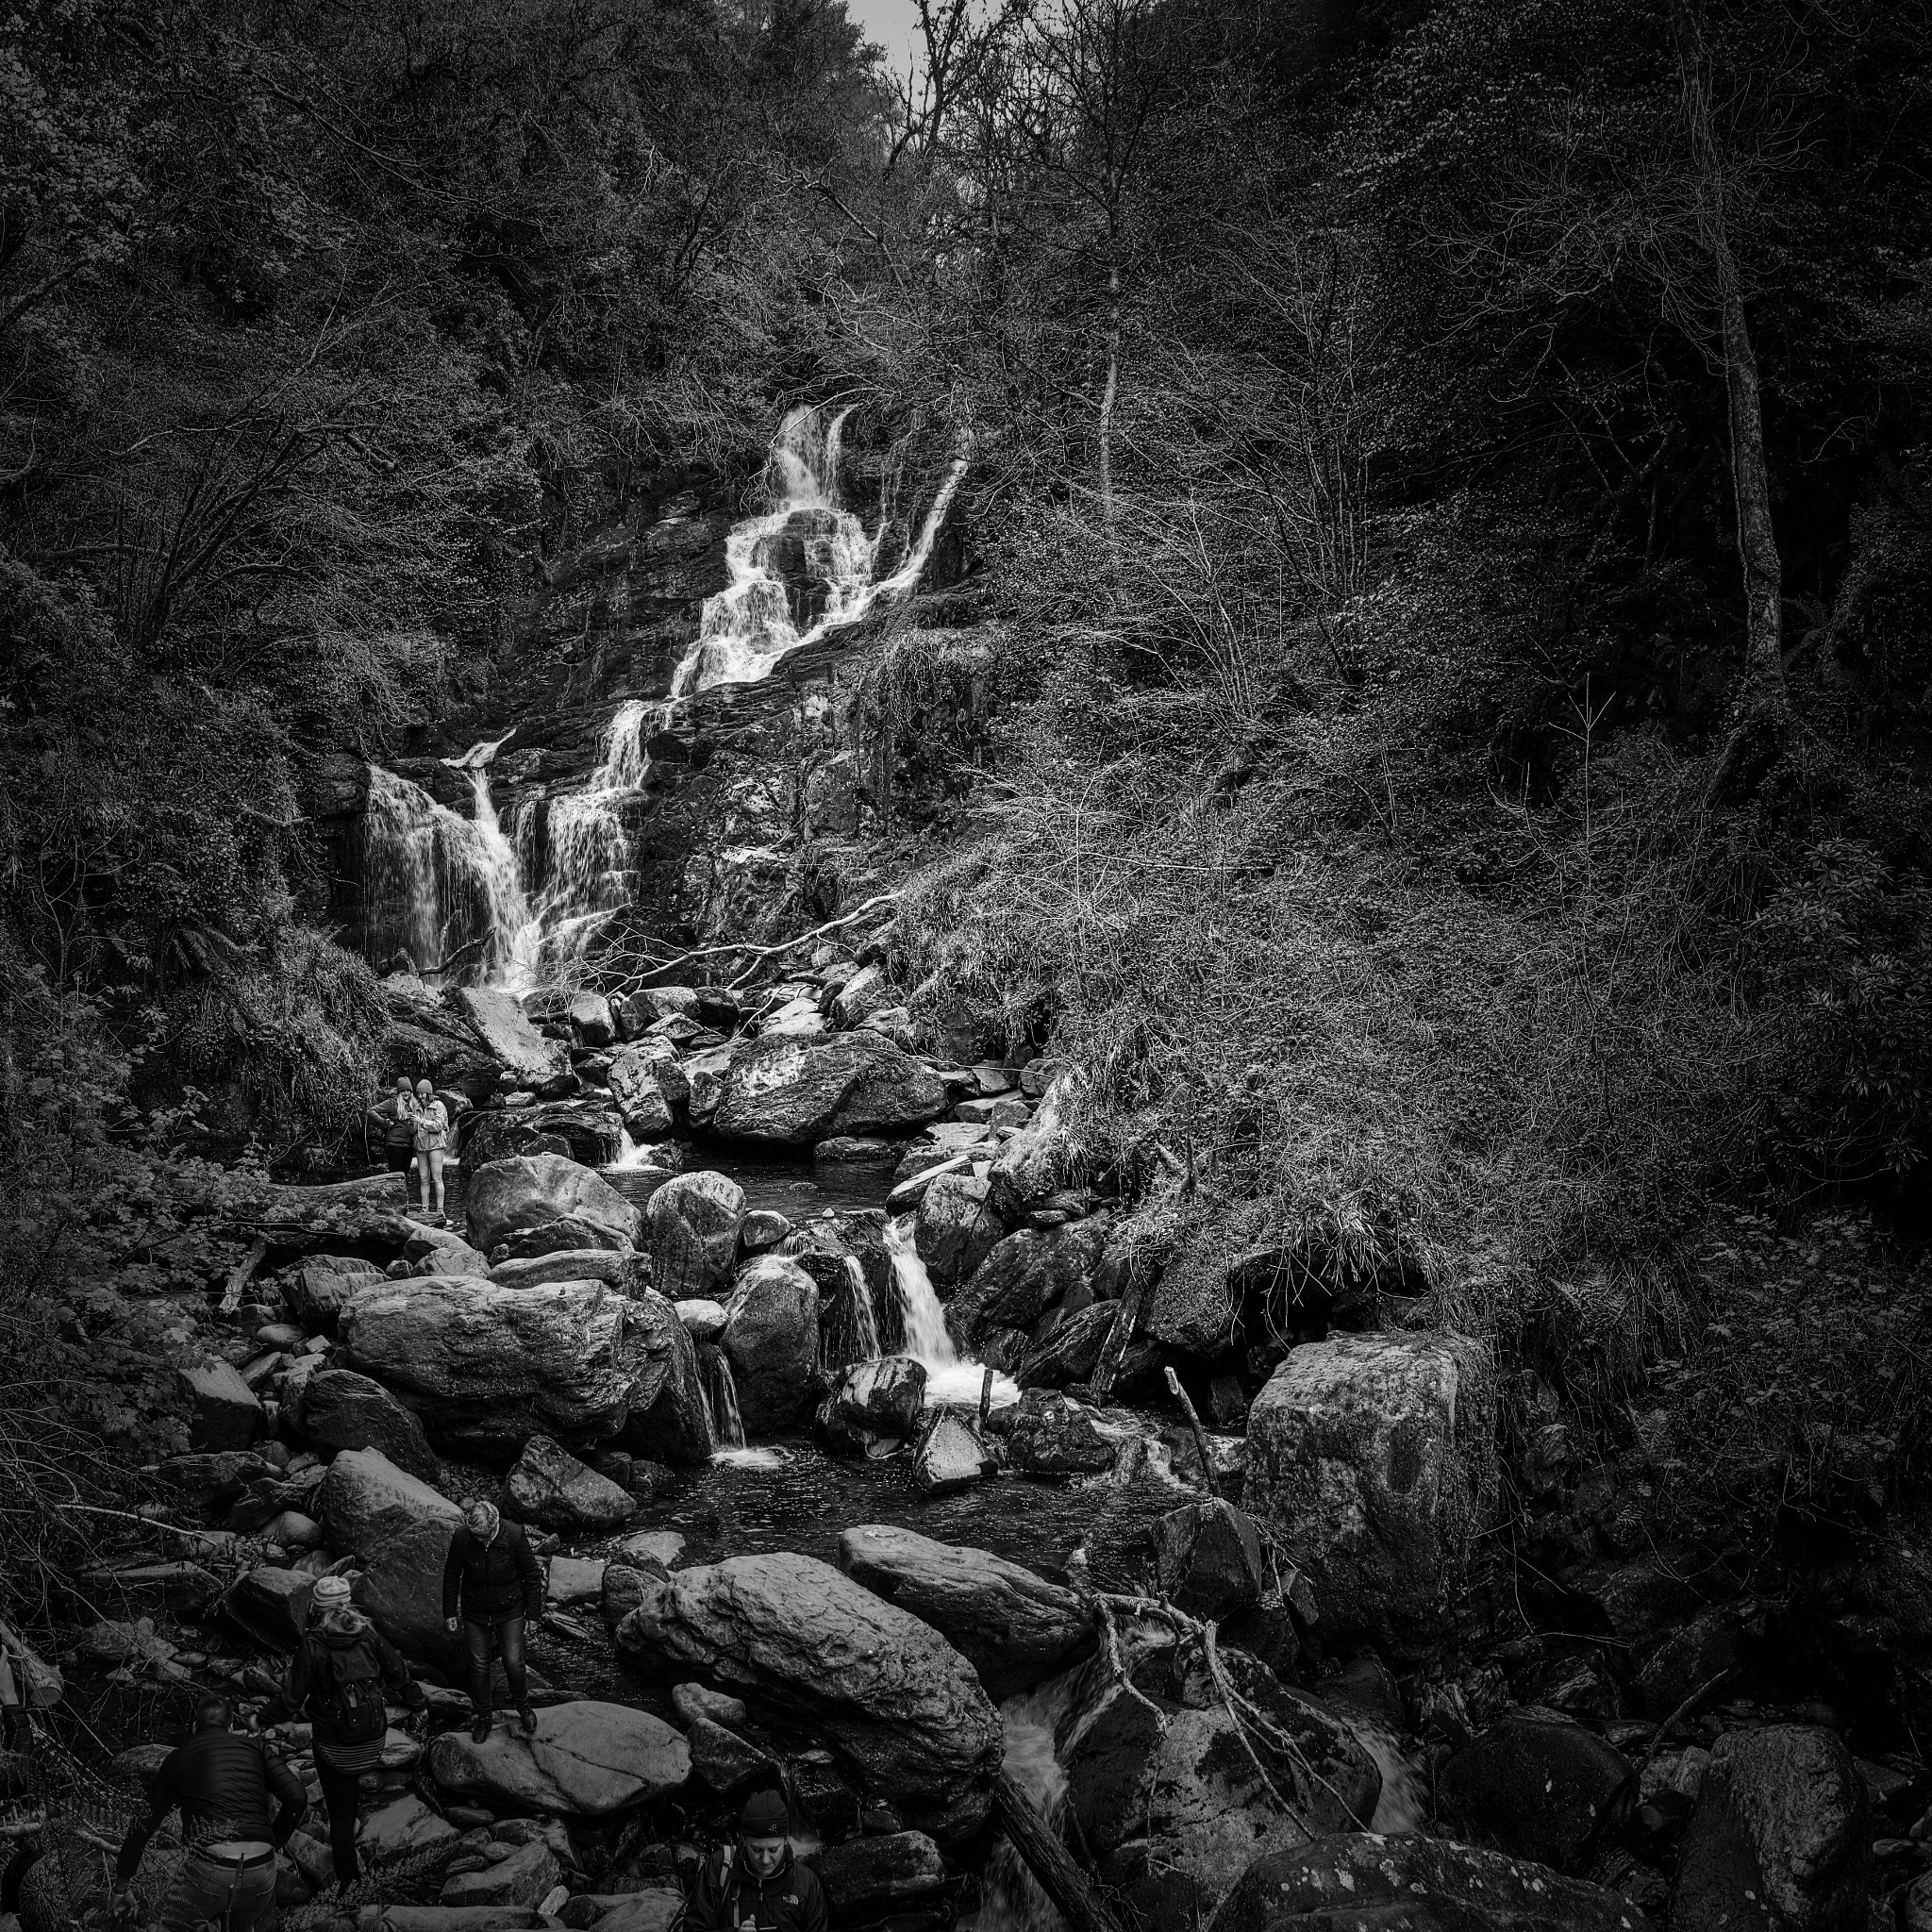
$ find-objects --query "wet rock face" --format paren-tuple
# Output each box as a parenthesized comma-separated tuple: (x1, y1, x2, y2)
(836, 1523, 1096, 1701)
(613, 1551, 1002, 1841)
(464, 1152, 641, 1255)
(1003, 1389, 1116, 1475)
(426, 1699, 690, 1817)
(1437, 1714, 1634, 1874)
(1242, 1330, 1498, 1662)
(1205, 1831, 1660, 1931)
(290, 1254, 386, 1331)
(296, 1366, 440, 1483)
(464, 1102, 622, 1170)
(341, 1275, 641, 1457)
(615, 1288, 713, 1465)
(950, 1219, 1109, 1343)
(449, 988, 573, 1088)
(644, 1169, 746, 1299)
(1064, 1641, 1381, 1929)
(318, 1447, 462, 1659)
(710, 1031, 948, 1144)
(820, 1357, 927, 1456)
(913, 1170, 1006, 1285)
(1674, 1724, 1871, 1932)
(720, 1255, 821, 1432)
(505, 1433, 634, 1532)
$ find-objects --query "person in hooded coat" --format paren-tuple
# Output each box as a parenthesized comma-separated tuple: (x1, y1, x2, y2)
(282, 1574, 425, 1886)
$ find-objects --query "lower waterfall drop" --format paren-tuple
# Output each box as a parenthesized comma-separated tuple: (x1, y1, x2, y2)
(843, 1255, 882, 1360)
(884, 1216, 1017, 1408)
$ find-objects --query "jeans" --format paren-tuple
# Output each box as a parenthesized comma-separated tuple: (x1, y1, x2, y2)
(158, 1850, 278, 1931)
(314, 1756, 361, 1886)
(463, 1614, 528, 1717)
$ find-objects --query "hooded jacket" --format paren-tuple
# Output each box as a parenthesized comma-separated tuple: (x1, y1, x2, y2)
(441, 1518, 544, 1622)
(283, 1606, 423, 1757)
(685, 1842, 829, 1932)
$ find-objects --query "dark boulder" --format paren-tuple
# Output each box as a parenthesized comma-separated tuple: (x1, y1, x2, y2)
(1437, 1714, 1633, 1873)
(298, 1368, 440, 1482)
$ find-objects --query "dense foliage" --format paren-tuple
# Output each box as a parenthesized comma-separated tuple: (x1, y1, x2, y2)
(3, 0, 1929, 1539)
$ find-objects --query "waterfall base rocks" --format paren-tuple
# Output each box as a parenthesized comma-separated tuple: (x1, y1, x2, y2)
(614, 1552, 1001, 1840)
(719, 1255, 821, 1432)
(463, 1153, 641, 1257)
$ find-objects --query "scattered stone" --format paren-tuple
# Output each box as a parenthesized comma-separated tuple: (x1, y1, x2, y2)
(913, 1171, 1006, 1286)
(721, 1255, 821, 1433)
(1205, 1831, 1658, 1931)
(342, 1275, 641, 1457)
(506, 1435, 634, 1533)
(403, 1221, 495, 1277)
(290, 1255, 387, 1331)
(450, 988, 572, 1089)
(811, 1832, 945, 1917)
(618, 1529, 686, 1568)
(711, 1031, 949, 1144)
(1005, 1389, 1116, 1475)
(1016, 1302, 1118, 1390)
(465, 1103, 622, 1172)
(838, 1524, 1094, 1700)
(686, 1713, 776, 1792)
(297, 1367, 439, 1481)
(543, 1557, 606, 1608)
(318, 1447, 461, 1658)
(673, 1682, 747, 1727)
(440, 1839, 560, 1908)
(1147, 1498, 1268, 1622)
(358, 1792, 459, 1860)
(616, 1288, 714, 1465)
(645, 1171, 747, 1299)
(826, 1357, 926, 1438)
(464, 1152, 640, 1256)
(911, 1411, 995, 1494)
(427, 1700, 691, 1817)
(615, 1551, 1001, 1840)
(950, 1221, 1109, 1341)
(1674, 1724, 1870, 1932)
(1438, 1714, 1634, 1874)
(1242, 1331, 1497, 1662)
(178, 1357, 263, 1450)
(222, 1567, 315, 1650)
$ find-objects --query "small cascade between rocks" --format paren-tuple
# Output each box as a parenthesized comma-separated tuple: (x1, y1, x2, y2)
(696, 1343, 783, 1469)
(843, 1255, 883, 1360)
(885, 1216, 1018, 1408)
(963, 1672, 1085, 1932)
(1358, 1721, 1428, 1832)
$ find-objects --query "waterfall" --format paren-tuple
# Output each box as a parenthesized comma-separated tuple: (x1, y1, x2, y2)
(360, 767, 523, 980)
(884, 1216, 1018, 1409)
(843, 1256, 882, 1360)
(501, 699, 656, 986)
(698, 1344, 746, 1450)
(669, 404, 970, 697)
(962, 1674, 1083, 1932)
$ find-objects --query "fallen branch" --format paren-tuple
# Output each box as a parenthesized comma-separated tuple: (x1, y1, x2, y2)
(607, 892, 902, 997)
(219, 1235, 270, 1314)
(991, 1769, 1130, 1932)
(1163, 1366, 1221, 1500)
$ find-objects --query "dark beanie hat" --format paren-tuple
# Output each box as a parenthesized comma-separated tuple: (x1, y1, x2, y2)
(739, 1788, 790, 1836)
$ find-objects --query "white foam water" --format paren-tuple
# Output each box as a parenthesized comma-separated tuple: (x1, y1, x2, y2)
(884, 1215, 1018, 1408)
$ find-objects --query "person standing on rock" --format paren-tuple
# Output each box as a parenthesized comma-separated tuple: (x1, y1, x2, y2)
(281, 1574, 426, 1890)
(409, 1076, 450, 1220)
(441, 1499, 543, 1744)
(112, 1693, 307, 1932)
(686, 1788, 828, 1932)
(365, 1075, 418, 1181)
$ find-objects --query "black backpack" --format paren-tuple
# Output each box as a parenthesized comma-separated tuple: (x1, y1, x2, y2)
(314, 1641, 387, 1745)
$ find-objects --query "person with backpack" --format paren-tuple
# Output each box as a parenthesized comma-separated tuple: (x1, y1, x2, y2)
(282, 1574, 425, 1887)
(112, 1693, 307, 1932)
(684, 1788, 829, 1932)
(441, 1499, 544, 1743)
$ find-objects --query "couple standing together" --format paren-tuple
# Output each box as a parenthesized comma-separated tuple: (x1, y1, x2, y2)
(369, 1076, 451, 1217)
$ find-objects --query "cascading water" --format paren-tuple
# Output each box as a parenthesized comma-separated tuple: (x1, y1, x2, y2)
(885, 1216, 1018, 1408)
(842, 1256, 882, 1360)
(671, 404, 971, 698)
(359, 767, 525, 980)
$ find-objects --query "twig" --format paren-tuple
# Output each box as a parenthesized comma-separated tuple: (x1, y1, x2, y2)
(1163, 1367, 1221, 1500)
(1635, 1664, 1740, 1786)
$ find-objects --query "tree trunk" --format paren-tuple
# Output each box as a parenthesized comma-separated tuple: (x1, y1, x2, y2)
(1098, 263, 1120, 533)
(1720, 276, 1784, 708)
(991, 1769, 1130, 1932)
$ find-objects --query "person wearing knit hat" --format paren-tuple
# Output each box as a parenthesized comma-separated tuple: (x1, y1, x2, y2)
(441, 1498, 544, 1743)
(683, 1785, 828, 1931)
(282, 1574, 425, 1889)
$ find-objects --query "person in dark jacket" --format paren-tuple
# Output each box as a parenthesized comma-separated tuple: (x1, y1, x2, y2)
(113, 1694, 306, 1932)
(441, 1499, 544, 1742)
(282, 1574, 425, 1887)
(686, 1789, 828, 1932)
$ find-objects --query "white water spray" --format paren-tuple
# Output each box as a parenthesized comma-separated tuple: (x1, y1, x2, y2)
(843, 1255, 883, 1360)
(884, 1216, 1018, 1408)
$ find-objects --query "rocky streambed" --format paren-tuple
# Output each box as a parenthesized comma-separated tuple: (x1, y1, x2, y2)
(7, 939, 1932, 1932)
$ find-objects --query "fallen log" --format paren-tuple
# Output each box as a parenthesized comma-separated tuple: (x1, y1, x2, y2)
(991, 1768, 1128, 1932)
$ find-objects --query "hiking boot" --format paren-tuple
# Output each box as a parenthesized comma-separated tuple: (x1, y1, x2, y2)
(519, 1706, 538, 1736)
(471, 1714, 492, 1744)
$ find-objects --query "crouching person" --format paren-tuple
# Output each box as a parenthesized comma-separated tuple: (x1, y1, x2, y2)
(113, 1694, 305, 1931)
(686, 1788, 828, 1932)
(282, 1574, 425, 1888)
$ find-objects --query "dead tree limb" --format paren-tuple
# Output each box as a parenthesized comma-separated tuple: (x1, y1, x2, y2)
(1163, 1365, 1220, 1500)
(991, 1769, 1130, 1932)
